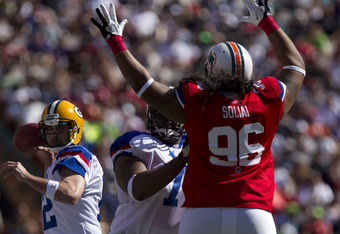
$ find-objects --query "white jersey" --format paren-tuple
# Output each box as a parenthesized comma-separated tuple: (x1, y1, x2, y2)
(109, 131, 186, 234)
(42, 145, 103, 234)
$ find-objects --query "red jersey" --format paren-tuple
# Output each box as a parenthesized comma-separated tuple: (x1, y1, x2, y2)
(176, 76, 286, 212)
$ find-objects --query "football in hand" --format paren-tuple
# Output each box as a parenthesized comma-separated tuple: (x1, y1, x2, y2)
(13, 123, 41, 153)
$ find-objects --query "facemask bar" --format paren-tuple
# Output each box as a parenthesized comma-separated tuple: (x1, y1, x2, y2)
(38, 118, 78, 149)
(146, 108, 184, 141)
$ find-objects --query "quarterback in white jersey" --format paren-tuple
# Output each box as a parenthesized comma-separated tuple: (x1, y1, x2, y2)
(42, 145, 103, 233)
(109, 107, 188, 234)
(0, 100, 103, 233)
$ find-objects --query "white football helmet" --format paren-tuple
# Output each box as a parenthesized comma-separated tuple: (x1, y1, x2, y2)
(205, 41, 253, 80)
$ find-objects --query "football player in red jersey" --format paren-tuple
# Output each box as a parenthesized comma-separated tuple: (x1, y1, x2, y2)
(91, 0, 305, 233)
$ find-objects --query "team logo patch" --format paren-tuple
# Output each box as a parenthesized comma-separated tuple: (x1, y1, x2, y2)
(206, 51, 217, 73)
(74, 107, 83, 118)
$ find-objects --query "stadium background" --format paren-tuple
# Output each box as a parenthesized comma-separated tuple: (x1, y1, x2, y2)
(1, 0, 340, 233)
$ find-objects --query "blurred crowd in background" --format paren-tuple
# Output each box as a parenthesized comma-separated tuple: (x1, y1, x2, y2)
(1, 0, 340, 233)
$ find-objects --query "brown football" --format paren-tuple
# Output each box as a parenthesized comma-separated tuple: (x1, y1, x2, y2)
(13, 123, 41, 153)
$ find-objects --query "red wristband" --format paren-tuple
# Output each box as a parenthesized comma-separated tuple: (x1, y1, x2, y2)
(107, 35, 127, 55)
(258, 16, 279, 36)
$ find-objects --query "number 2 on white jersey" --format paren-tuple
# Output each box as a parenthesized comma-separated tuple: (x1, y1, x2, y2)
(208, 123, 265, 166)
(42, 196, 57, 230)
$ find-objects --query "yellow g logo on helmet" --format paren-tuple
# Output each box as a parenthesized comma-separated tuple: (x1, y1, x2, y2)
(74, 106, 83, 119)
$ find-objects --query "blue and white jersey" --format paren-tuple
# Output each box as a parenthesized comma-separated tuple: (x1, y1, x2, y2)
(109, 131, 186, 234)
(42, 145, 103, 234)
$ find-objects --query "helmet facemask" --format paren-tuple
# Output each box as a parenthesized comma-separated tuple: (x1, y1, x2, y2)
(39, 100, 84, 153)
(146, 107, 184, 145)
(39, 114, 79, 153)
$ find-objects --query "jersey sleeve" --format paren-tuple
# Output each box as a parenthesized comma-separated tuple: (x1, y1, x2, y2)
(53, 146, 93, 178)
(110, 131, 142, 166)
(110, 131, 168, 172)
(176, 81, 203, 108)
(252, 76, 286, 103)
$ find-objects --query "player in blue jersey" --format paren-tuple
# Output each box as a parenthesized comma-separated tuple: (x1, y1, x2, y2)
(108, 106, 189, 234)
(0, 100, 103, 233)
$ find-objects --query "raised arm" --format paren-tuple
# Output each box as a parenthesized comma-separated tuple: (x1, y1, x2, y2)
(91, 3, 185, 123)
(268, 29, 305, 116)
(241, 0, 305, 116)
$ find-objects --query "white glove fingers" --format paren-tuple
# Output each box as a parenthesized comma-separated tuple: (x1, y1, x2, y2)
(120, 19, 128, 29)
(239, 16, 251, 23)
(100, 4, 111, 23)
(109, 3, 118, 22)
(251, 0, 261, 7)
(243, 0, 260, 8)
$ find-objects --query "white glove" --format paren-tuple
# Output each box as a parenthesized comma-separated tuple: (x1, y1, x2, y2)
(240, 0, 271, 26)
(91, 3, 127, 39)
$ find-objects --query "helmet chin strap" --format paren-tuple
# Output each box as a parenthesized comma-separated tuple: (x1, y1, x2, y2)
(48, 141, 72, 153)
(48, 133, 76, 153)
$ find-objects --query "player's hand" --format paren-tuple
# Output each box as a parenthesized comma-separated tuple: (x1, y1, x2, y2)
(0, 161, 30, 182)
(178, 137, 190, 163)
(90, 3, 127, 39)
(34, 146, 55, 159)
(240, 0, 271, 26)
